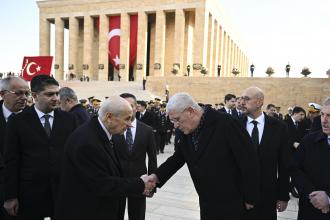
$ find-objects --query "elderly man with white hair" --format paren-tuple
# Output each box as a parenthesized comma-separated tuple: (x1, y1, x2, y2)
(147, 92, 259, 220)
(55, 96, 155, 220)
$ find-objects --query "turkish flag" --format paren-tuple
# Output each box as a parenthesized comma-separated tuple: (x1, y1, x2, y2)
(108, 16, 121, 70)
(107, 15, 138, 70)
(21, 56, 53, 81)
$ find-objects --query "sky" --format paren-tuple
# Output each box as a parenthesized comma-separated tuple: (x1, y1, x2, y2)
(0, 0, 329, 78)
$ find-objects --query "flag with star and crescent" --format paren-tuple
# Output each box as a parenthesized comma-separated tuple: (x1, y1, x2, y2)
(107, 15, 138, 70)
(21, 56, 53, 81)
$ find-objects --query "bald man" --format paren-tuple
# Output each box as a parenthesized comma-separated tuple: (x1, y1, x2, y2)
(241, 87, 290, 220)
(55, 96, 154, 220)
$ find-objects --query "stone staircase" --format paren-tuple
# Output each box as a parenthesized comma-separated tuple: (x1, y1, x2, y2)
(59, 80, 159, 101)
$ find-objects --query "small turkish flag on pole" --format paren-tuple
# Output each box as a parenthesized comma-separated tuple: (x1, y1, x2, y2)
(21, 56, 53, 81)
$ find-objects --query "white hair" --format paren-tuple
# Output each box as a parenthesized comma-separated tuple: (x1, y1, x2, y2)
(0, 76, 27, 91)
(98, 96, 131, 118)
(166, 92, 201, 113)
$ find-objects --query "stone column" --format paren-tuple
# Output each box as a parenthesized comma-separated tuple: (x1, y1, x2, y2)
(185, 11, 194, 75)
(193, 7, 208, 76)
(119, 13, 130, 81)
(83, 15, 93, 79)
(69, 17, 78, 77)
(39, 17, 50, 56)
(214, 21, 220, 77)
(225, 36, 231, 76)
(55, 17, 64, 80)
(174, 9, 185, 76)
(207, 16, 214, 76)
(218, 26, 223, 76)
(154, 10, 166, 77)
(221, 31, 227, 77)
(98, 14, 109, 81)
(136, 11, 148, 82)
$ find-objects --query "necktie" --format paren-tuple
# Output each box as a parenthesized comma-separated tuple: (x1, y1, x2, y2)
(328, 137, 330, 145)
(228, 109, 232, 115)
(126, 127, 134, 152)
(294, 122, 298, 129)
(43, 114, 51, 137)
(251, 120, 259, 147)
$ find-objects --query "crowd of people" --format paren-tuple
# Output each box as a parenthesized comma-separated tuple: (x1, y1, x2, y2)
(0, 75, 329, 220)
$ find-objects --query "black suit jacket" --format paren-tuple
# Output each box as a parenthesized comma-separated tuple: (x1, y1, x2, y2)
(218, 107, 239, 119)
(69, 103, 90, 126)
(289, 131, 330, 220)
(113, 120, 157, 178)
(284, 117, 307, 153)
(4, 106, 77, 216)
(55, 118, 145, 220)
(242, 114, 290, 220)
(136, 111, 155, 128)
(0, 101, 6, 170)
(155, 108, 259, 220)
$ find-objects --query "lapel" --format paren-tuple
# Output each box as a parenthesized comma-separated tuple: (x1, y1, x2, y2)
(193, 108, 217, 162)
(26, 106, 50, 140)
(92, 118, 122, 172)
(49, 109, 62, 139)
(259, 113, 273, 147)
(0, 101, 6, 131)
(132, 121, 142, 155)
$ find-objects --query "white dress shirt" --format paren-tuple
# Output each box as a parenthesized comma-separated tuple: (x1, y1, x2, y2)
(34, 106, 54, 128)
(124, 118, 136, 142)
(2, 103, 13, 122)
(246, 113, 265, 144)
(224, 107, 232, 114)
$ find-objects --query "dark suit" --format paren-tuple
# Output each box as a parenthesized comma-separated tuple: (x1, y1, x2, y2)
(4, 106, 77, 220)
(113, 120, 157, 220)
(55, 118, 145, 220)
(242, 114, 290, 220)
(136, 110, 154, 128)
(289, 131, 330, 220)
(69, 103, 90, 126)
(219, 107, 239, 119)
(284, 117, 307, 153)
(155, 108, 259, 220)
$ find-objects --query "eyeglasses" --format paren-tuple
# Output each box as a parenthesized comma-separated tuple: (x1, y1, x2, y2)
(241, 96, 252, 101)
(3, 90, 31, 97)
(170, 108, 188, 124)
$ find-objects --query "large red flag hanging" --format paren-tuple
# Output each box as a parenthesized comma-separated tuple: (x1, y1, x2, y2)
(108, 16, 121, 70)
(129, 15, 138, 67)
(21, 56, 53, 81)
(107, 15, 138, 70)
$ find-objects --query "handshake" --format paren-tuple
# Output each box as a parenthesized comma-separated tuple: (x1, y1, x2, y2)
(140, 174, 158, 197)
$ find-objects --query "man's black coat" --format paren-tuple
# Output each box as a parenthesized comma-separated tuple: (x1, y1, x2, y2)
(69, 103, 90, 126)
(290, 131, 330, 220)
(284, 117, 307, 153)
(113, 120, 157, 219)
(242, 114, 290, 220)
(155, 108, 260, 220)
(55, 118, 145, 220)
(4, 106, 77, 218)
(136, 111, 155, 128)
(218, 107, 239, 119)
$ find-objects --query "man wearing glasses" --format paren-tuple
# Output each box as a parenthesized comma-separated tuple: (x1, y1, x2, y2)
(0, 76, 29, 220)
(146, 92, 259, 220)
(3, 75, 77, 220)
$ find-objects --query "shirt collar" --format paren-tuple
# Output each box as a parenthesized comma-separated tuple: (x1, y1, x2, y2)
(141, 110, 146, 115)
(131, 118, 137, 128)
(291, 116, 297, 124)
(34, 106, 54, 119)
(2, 103, 13, 122)
(247, 113, 265, 125)
(97, 117, 112, 142)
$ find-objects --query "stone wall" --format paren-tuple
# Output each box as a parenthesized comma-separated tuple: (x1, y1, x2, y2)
(147, 76, 330, 112)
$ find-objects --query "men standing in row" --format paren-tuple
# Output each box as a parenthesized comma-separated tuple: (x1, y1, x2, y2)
(55, 96, 154, 220)
(290, 97, 330, 220)
(136, 101, 154, 128)
(113, 93, 157, 220)
(147, 92, 259, 219)
(3, 75, 77, 220)
(154, 104, 172, 153)
(0, 76, 29, 220)
(59, 87, 90, 126)
(219, 93, 239, 118)
(240, 87, 290, 220)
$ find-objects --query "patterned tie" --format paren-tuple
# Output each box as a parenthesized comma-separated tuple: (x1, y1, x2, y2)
(251, 120, 259, 147)
(126, 127, 134, 152)
(43, 114, 51, 137)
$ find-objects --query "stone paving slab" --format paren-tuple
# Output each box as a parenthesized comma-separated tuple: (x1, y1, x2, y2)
(125, 143, 298, 220)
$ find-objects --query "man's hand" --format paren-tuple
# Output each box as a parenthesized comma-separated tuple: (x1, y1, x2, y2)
(309, 191, 330, 211)
(4, 198, 19, 216)
(276, 200, 288, 212)
(140, 174, 156, 197)
(245, 203, 254, 210)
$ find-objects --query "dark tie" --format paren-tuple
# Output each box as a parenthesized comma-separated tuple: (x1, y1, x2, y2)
(327, 137, 330, 145)
(228, 109, 232, 115)
(43, 114, 51, 137)
(251, 120, 259, 147)
(294, 122, 298, 129)
(126, 127, 134, 152)
(140, 113, 144, 120)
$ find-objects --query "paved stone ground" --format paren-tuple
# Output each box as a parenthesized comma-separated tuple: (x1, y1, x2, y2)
(124, 142, 299, 220)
